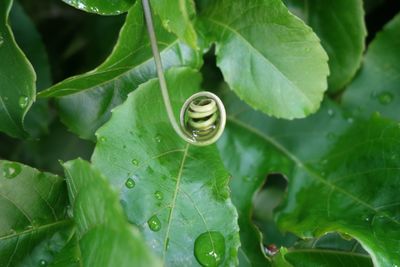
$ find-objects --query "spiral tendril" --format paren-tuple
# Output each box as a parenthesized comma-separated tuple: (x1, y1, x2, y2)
(142, 0, 226, 146)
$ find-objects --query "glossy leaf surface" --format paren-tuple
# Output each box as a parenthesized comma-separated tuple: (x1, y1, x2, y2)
(343, 13, 400, 121)
(10, 1, 52, 137)
(63, 159, 160, 267)
(62, 0, 134, 15)
(92, 68, 240, 266)
(0, 0, 35, 138)
(39, 2, 202, 140)
(0, 160, 71, 266)
(284, 0, 366, 92)
(151, 0, 197, 48)
(217, 90, 398, 266)
(198, 0, 329, 119)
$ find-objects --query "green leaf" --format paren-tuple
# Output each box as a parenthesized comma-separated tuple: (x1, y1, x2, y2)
(217, 90, 399, 266)
(0, 160, 71, 266)
(343, 13, 400, 121)
(0, 0, 36, 138)
(197, 0, 329, 119)
(39, 2, 202, 140)
(151, 0, 198, 48)
(62, 0, 135, 15)
(272, 234, 373, 267)
(91, 67, 240, 266)
(10, 1, 52, 137)
(284, 0, 366, 92)
(63, 159, 161, 267)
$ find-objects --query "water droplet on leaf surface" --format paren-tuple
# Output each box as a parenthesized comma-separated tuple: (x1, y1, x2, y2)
(125, 178, 135, 189)
(194, 231, 225, 267)
(154, 191, 163, 200)
(154, 135, 162, 143)
(2, 162, 21, 179)
(378, 92, 394, 105)
(147, 215, 161, 232)
(38, 259, 47, 266)
(19, 96, 29, 108)
(131, 159, 139, 166)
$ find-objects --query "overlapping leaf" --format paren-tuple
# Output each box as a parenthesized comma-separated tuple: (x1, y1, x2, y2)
(197, 0, 329, 119)
(0, 160, 71, 266)
(10, 1, 52, 137)
(272, 233, 372, 266)
(151, 0, 197, 48)
(63, 159, 160, 267)
(39, 2, 202, 139)
(91, 67, 240, 266)
(343, 13, 400, 121)
(284, 0, 366, 92)
(217, 89, 399, 266)
(0, 0, 35, 138)
(62, 0, 134, 15)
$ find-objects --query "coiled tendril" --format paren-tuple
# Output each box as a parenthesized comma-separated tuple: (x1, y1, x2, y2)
(142, 0, 226, 146)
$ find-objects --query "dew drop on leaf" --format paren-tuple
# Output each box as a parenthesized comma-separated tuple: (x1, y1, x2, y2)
(154, 191, 163, 200)
(99, 136, 107, 143)
(378, 91, 394, 105)
(38, 259, 47, 266)
(131, 159, 139, 166)
(154, 135, 162, 143)
(19, 96, 29, 108)
(125, 178, 136, 189)
(2, 162, 22, 179)
(194, 231, 225, 267)
(147, 215, 161, 232)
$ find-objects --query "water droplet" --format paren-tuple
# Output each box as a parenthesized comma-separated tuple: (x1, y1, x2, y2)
(154, 191, 163, 200)
(347, 117, 354, 124)
(378, 92, 394, 105)
(38, 259, 47, 266)
(194, 231, 225, 267)
(162, 20, 171, 30)
(99, 136, 107, 143)
(125, 178, 135, 189)
(2, 162, 22, 179)
(362, 214, 373, 223)
(154, 135, 162, 143)
(18, 96, 29, 108)
(131, 159, 139, 166)
(327, 109, 335, 117)
(147, 215, 161, 232)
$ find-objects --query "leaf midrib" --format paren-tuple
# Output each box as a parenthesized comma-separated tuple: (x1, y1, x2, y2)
(0, 219, 71, 241)
(228, 116, 400, 225)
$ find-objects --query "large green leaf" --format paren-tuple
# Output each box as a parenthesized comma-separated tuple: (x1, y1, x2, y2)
(91, 67, 240, 266)
(63, 159, 160, 267)
(284, 0, 366, 92)
(272, 233, 372, 266)
(151, 0, 198, 48)
(0, 0, 35, 138)
(343, 13, 400, 121)
(39, 2, 202, 140)
(0, 160, 71, 266)
(10, 1, 52, 137)
(217, 90, 399, 266)
(62, 0, 134, 15)
(197, 0, 329, 119)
